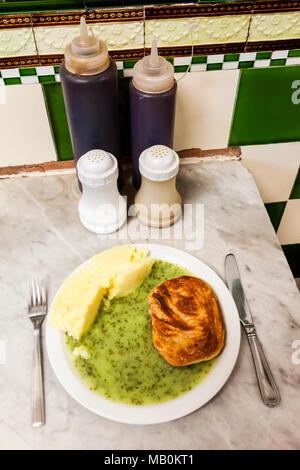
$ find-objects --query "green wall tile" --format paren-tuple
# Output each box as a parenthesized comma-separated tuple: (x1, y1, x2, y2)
(256, 52, 272, 60)
(174, 65, 189, 73)
(282, 244, 300, 278)
(290, 166, 300, 199)
(20, 68, 37, 76)
(192, 56, 207, 64)
(238, 61, 254, 69)
(38, 75, 56, 83)
(224, 53, 239, 62)
(207, 63, 222, 71)
(288, 50, 300, 57)
(265, 201, 287, 232)
(123, 60, 138, 69)
(229, 66, 300, 146)
(42, 83, 74, 161)
(270, 59, 286, 67)
(4, 77, 21, 85)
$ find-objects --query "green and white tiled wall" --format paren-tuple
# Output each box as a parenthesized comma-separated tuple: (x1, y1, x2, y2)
(0, 2, 299, 278)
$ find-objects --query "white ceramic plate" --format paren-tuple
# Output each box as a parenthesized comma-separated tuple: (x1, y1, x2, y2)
(46, 243, 241, 425)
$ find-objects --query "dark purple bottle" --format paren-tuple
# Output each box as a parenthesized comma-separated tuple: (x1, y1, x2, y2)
(60, 17, 121, 189)
(130, 41, 177, 189)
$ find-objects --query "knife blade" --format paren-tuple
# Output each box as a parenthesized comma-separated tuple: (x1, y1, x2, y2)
(225, 253, 281, 407)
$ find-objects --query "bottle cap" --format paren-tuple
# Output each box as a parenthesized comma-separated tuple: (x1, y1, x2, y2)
(132, 40, 175, 94)
(64, 16, 110, 75)
(77, 149, 118, 186)
(139, 145, 179, 181)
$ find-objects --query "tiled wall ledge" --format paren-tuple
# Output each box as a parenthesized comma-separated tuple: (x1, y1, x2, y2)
(0, 147, 242, 178)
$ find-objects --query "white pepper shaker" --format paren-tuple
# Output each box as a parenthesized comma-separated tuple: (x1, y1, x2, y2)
(77, 149, 126, 234)
(134, 145, 181, 228)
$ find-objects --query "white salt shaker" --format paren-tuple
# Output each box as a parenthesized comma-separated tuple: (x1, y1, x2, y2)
(77, 149, 127, 234)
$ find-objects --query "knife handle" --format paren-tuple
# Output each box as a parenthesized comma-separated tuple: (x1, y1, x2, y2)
(246, 328, 281, 407)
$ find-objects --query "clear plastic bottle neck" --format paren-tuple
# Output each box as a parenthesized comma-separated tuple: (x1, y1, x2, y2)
(64, 16, 110, 76)
(132, 40, 175, 94)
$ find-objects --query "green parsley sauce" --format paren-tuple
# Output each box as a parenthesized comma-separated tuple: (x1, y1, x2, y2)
(66, 260, 217, 405)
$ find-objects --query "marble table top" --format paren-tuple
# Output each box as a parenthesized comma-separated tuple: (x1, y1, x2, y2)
(1, 161, 300, 450)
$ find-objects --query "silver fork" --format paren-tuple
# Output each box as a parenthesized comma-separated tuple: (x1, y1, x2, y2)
(28, 277, 47, 427)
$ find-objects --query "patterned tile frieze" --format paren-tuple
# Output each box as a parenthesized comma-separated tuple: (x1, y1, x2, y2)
(145, 15, 250, 48)
(249, 12, 300, 42)
(34, 21, 143, 55)
(0, 27, 37, 58)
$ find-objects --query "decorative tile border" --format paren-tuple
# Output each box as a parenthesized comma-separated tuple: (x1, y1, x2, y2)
(150, 39, 300, 58)
(173, 49, 300, 73)
(0, 55, 40, 69)
(3, 38, 300, 70)
(0, 14, 31, 29)
(0, 66, 61, 85)
(2, 2, 300, 31)
(1, 48, 300, 85)
(32, 8, 144, 27)
(145, 1, 300, 20)
(0, 8, 144, 29)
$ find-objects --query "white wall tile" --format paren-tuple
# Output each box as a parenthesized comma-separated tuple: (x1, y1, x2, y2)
(174, 56, 192, 66)
(36, 66, 55, 76)
(0, 84, 57, 167)
(241, 142, 300, 203)
(206, 54, 224, 64)
(286, 57, 300, 66)
(239, 52, 256, 61)
(190, 63, 206, 72)
(277, 200, 300, 245)
(271, 50, 289, 60)
(1, 69, 20, 79)
(174, 70, 239, 151)
(222, 61, 239, 70)
(254, 59, 271, 68)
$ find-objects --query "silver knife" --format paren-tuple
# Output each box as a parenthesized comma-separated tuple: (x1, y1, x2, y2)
(225, 253, 281, 407)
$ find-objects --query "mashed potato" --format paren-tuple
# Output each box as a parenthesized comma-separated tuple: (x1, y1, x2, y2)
(50, 245, 154, 339)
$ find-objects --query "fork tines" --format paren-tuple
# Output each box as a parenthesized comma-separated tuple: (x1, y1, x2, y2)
(28, 277, 47, 313)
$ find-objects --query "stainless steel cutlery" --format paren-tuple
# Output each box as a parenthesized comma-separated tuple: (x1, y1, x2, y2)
(225, 254, 281, 407)
(28, 277, 47, 427)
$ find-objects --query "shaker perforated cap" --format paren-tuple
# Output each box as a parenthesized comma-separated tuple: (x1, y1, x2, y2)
(77, 149, 118, 186)
(139, 145, 179, 181)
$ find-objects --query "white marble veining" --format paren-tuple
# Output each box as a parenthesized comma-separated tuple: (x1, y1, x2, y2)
(1, 161, 300, 450)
